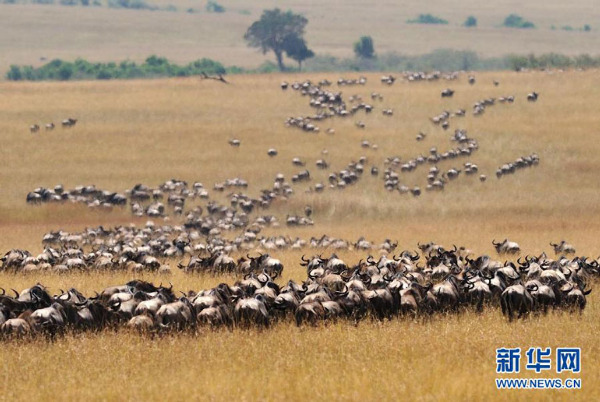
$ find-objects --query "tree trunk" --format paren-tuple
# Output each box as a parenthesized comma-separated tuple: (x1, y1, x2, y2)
(298, 60, 302, 71)
(274, 50, 285, 71)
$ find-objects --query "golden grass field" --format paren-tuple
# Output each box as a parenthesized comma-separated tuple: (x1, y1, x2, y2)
(1, 70, 600, 400)
(0, 0, 599, 74)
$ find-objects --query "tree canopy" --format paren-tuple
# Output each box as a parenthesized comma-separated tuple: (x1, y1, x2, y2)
(283, 35, 314, 70)
(354, 36, 375, 59)
(244, 8, 311, 71)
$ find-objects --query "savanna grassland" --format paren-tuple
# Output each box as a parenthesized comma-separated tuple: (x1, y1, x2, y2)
(0, 0, 599, 74)
(1, 70, 600, 400)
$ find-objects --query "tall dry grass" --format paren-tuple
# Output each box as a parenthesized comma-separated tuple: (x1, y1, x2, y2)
(1, 70, 600, 399)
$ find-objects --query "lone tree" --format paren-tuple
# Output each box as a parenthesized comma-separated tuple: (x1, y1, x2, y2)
(354, 36, 375, 59)
(463, 16, 477, 27)
(244, 8, 310, 71)
(283, 35, 314, 70)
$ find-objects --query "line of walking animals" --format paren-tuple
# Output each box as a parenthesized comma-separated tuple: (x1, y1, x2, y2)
(29, 118, 77, 133)
(0, 239, 595, 338)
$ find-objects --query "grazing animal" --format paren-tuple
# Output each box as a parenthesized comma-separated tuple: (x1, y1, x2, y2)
(550, 241, 576, 255)
(61, 118, 78, 128)
(441, 89, 454, 98)
(492, 239, 521, 255)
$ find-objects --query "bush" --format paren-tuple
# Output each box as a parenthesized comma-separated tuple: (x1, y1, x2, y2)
(583, 24, 591, 32)
(206, 0, 225, 13)
(57, 64, 74, 80)
(5, 56, 231, 81)
(463, 16, 477, 27)
(107, 0, 156, 10)
(503, 14, 535, 29)
(407, 14, 448, 25)
(255, 61, 280, 74)
(7, 65, 22, 81)
(353, 36, 375, 59)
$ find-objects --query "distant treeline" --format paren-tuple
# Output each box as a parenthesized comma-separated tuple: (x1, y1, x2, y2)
(6, 56, 229, 81)
(6, 51, 600, 81)
(0, 0, 231, 13)
(301, 50, 600, 73)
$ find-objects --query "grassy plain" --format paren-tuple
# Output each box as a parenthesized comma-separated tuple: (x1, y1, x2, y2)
(0, 0, 599, 74)
(0, 70, 600, 400)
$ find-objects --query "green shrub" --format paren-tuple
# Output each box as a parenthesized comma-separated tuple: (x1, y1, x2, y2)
(407, 14, 448, 25)
(6, 65, 22, 81)
(206, 0, 224, 13)
(353, 36, 375, 59)
(107, 0, 156, 10)
(463, 16, 477, 27)
(503, 14, 535, 29)
(57, 64, 74, 80)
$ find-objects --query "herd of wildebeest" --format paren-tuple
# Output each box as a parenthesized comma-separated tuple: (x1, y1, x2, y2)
(6, 71, 594, 338)
(0, 243, 597, 336)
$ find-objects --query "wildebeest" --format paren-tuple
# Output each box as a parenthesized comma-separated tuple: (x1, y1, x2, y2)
(441, 89, 455, 98)
(61, 118, 78, 128)
(550, 240, 576, 255)
(500, 284, 535, 321)
(492, 239, 521, 255)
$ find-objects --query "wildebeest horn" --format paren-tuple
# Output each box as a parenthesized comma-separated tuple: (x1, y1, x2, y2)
(583, 288, 593, 296)
(11, 289, 19, 298)
(110, 299, 121, 311)
(492, 239, 499, 246)
(60, 291, 72, 301)
(527, 284, 538, 292)
(74, 300, 88, 307)
(300, 255, 309, 263)
(335, 284, 349, 297)
(0, 288, 4, 296)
